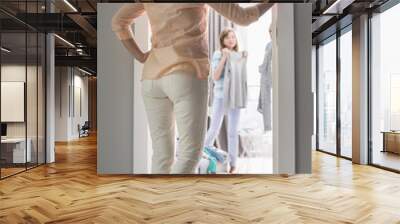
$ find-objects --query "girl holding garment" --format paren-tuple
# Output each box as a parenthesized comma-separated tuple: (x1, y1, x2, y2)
(204, 28, 245, 174)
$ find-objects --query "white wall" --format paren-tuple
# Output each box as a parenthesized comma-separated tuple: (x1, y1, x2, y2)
(98, 4, 135, 174)
(55, 66, 89, 141)
(271, 4, 312, 174)
(72, 73, 89, 138)
(271, 4, 296, 174)
(312, 45, 317, 151)
(133, 13, 152, 174)
(55, 66, 70, 141)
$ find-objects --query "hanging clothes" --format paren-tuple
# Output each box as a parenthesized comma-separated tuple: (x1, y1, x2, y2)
(257, 42, 272, 131)
(223, 51, 248, 111)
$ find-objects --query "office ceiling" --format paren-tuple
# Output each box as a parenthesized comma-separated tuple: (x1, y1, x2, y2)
(0, 0, 396, 74)
(1, 0, 98, 74)
(311, 0, 391, 43)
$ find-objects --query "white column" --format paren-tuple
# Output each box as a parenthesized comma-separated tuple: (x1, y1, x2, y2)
(46, 32, 55, 163)
(294, 3, 313, 173)
(352, 14, 369, 164)
(272, 4, 296, 174)
(46, 0, 56, 163)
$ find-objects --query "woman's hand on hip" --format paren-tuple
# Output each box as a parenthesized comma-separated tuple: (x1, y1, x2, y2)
(121, 38, 151, 63)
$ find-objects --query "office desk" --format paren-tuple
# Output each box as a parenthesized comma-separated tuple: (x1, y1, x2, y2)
(382, 131, 400, 154)
(1, 138, 31, 164)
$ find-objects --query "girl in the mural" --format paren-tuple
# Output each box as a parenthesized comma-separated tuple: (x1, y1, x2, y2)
(112, 3, 273, 174)
(204, 28, 245, 174)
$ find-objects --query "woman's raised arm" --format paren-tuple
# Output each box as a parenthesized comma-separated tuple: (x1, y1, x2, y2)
(208, 3, 273, 26)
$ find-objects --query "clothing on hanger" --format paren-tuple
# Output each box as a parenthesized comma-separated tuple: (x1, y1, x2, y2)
(257, 42, 272, 131)
(223, 51, 248, 111)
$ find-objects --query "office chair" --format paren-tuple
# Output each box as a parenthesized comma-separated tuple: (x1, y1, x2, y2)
(79, 121, 90, 138)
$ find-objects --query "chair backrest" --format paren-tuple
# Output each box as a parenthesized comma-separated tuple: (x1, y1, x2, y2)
(82, 121, 90, 129)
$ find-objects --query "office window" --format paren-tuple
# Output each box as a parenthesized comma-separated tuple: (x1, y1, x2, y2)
(340, 28, 352, 158)
(370, 3, 400, 171)
(1, 31, 28, 178)
(0, 1, 47, 179)
(318, 36, 337, 154)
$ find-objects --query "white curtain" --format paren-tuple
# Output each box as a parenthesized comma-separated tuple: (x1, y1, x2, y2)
(207, 8, 234, 107)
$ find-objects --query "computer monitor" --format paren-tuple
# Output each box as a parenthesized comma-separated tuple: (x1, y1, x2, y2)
(1, 123, 7, 137)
